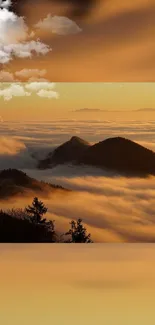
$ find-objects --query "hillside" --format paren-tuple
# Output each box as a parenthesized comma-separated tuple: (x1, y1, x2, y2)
(0, 169, 68, 199)
(79, 137, 155, 175)
(38, 136, 155, 176)
(38, 136, 90, 169)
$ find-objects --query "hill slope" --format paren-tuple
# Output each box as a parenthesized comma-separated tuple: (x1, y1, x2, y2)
(38, 136, 90, 169)
(79, 137, 155, 175)
(0, 169, 68, 199)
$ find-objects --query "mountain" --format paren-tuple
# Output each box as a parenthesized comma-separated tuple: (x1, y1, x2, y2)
(38, 136, 155, 176)
(135, 108, 155, 112)
(79, 137, 155, 175)
(73, 108, 106, 112)
(38, 136, 90, 169)
(0, 169, 68, 199)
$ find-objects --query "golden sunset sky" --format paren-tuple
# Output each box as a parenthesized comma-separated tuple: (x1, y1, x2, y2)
(0, 82, 155, 120)
(8, 0, 155, 81)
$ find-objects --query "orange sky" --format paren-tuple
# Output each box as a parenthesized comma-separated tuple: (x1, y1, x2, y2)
(0, 82, 155, 120)
(0, 244, 155, 325)
(6, 0, 155, 81)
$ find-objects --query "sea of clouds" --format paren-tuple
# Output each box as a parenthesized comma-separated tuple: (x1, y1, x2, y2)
(1, 119, 155, 242)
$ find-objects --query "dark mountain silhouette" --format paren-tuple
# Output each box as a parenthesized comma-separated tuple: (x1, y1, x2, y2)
(0, 169, 67, 199)
(135, 108, 155, 112)
(38, 136, 155, 176)
(38, 136, 90, 169)
(79, 137, 155, 176)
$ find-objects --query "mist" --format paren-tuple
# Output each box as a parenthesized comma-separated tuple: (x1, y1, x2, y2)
(1, 119, 155, 242)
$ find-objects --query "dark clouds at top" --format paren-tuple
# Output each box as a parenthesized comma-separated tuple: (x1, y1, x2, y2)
(11, 0, 97, 19)
(2, 0, 155, 81)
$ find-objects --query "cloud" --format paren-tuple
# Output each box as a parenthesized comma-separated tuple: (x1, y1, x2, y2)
(35, 14, 82, 35)
(1, 119, 155, 242)
(15, 69, 47, 79)
(0, 136, 36, 169)
(0, 69, 48, 82)
(0, 82, 59, 100)
(0, 1, 51, 64)
(11, 0, 96, 20)
(0, 84, 31, 101)
(0, 71, 15, 81)
(0, 0, 11, 9)
(37, 89, 59, 99)
(25, 81, 56, 92)
(0, 40, 51, 64)
(0, 7, 28, 45)
(25, 82, 59, 98)
(0, 136, 26, 155)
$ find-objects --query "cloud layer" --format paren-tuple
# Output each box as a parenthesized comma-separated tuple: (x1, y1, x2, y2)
(0, 119, 155, 242)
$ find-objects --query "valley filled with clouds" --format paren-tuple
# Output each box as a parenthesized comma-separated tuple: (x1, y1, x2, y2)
(1, 119, 155, 242)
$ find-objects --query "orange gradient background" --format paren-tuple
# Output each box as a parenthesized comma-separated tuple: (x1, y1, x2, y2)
(0, 244, 155, 325)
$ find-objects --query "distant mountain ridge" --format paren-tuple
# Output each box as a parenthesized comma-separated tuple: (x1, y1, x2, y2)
(38, 136, 155, 176)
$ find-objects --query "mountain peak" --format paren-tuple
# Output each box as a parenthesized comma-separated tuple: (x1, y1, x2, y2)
(69, 136, 90, 146)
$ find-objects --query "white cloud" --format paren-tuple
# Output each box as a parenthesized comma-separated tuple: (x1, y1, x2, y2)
(0, 40, 51, 64)
(0, 84, 31, 101)
(37, 89, 59, 99)
(0, 8, 28, 45)
(0, 48, 11, 63)
(0, 82, 59, 100)
(0, 1, 81, 69)
(25, 82, 56, 92)
(0, 2, 51, 64)
(0, 0, 11, 9)
(35, 14, 82, 35)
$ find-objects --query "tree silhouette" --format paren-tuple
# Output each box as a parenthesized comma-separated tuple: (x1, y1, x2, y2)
(0, 197, 94, 243)
(65, 218, 93, 243)
(25, 197, 56, 241)
(26, 197, 48, 223)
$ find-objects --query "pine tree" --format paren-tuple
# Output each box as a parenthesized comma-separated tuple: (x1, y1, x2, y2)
(25, 197, 56, 241)
(65, 218, 93, 243)
(26, 197, 48, 224)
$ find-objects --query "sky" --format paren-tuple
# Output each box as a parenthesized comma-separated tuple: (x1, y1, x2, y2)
(0, 0, 155, 81)
(1, 0, 155, 320)
(0, 244, 155, 325)
(0, 82, 155, 120)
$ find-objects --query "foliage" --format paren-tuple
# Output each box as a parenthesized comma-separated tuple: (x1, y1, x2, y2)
(0, 198, 93, 243)
(65, 218, 93, 243)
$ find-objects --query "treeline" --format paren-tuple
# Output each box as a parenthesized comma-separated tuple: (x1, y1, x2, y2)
(0, 197, 93, 243)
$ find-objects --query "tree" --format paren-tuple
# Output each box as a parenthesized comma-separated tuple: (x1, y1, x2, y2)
(65, 218, 93, 243)
(25, 197, 56, 241)
(26, 197, 48, 224)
